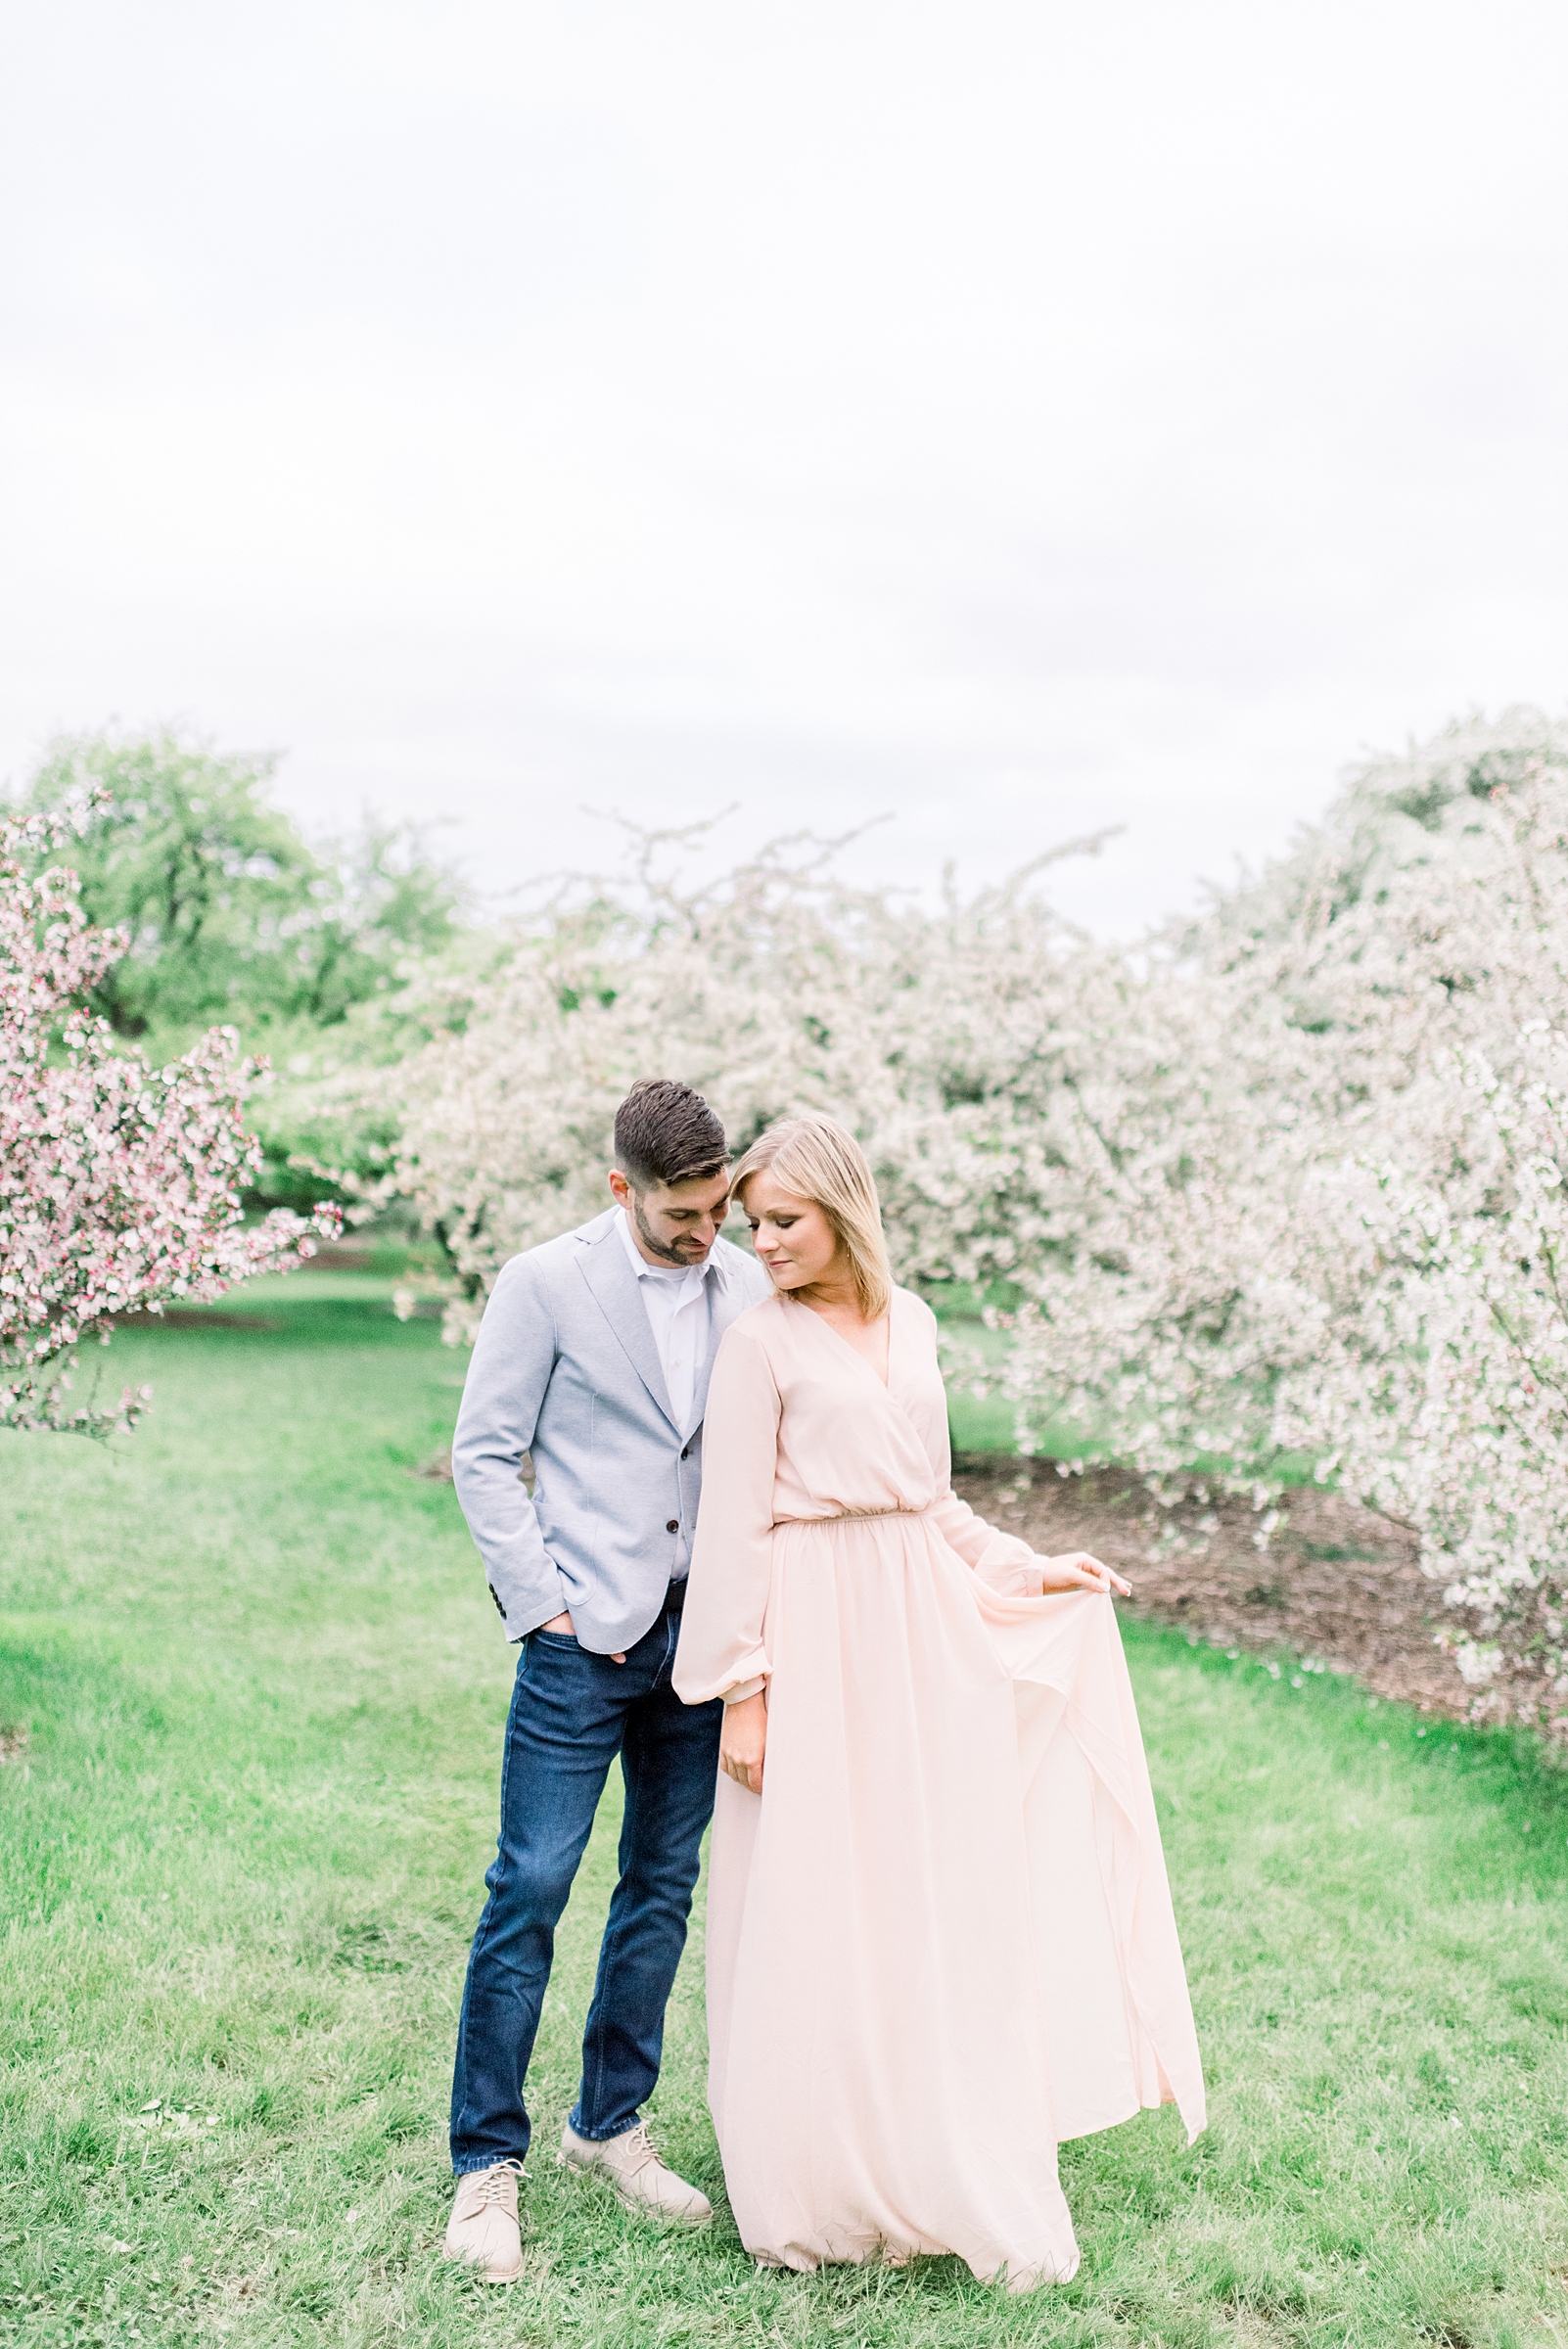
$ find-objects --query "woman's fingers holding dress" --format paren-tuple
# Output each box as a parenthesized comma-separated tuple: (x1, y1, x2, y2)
(1040, 1549, 1133, 1599)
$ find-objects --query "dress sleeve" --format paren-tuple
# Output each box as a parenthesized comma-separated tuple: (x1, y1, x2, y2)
(927, 1488, 1049, 1596)
(672, 1322, 783, 1706)
(918, 1295, 1048, 1597)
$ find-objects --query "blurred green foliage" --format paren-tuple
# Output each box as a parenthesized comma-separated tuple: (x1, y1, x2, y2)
(17, 728, 471, 1213)
(23, 729, 461, 1045)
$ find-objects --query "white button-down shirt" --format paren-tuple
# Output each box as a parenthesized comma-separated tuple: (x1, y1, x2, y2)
(617, 1208, 715, 1435)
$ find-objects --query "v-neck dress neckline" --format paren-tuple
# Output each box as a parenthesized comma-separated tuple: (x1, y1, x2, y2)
(794, 1291, 895, 1391)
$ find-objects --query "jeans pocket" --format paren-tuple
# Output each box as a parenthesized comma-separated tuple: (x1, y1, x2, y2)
(531, 1628, 579, 1648)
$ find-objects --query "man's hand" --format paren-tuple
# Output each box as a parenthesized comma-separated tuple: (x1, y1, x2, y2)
(1038, 1551, 1133, 1598)
(541, 1610, 625, 1665)
(719, 1690, 767, 1795)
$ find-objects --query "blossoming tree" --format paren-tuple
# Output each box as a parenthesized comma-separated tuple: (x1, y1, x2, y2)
(1267, 726, 1568, 1700)
(1, 798, 337, 1435)
(382, 710, 1568, 1722)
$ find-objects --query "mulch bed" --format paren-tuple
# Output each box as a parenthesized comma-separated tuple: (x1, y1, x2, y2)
(952, 1454, 1566, 1738)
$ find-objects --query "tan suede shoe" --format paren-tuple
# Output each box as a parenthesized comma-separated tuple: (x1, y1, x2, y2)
(559, 2119, 713, 2224)
(442, 2158, 526, 2283)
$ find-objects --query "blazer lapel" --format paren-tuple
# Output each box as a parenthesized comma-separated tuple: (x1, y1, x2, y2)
(689, 1244, 756, 1433)
(577, 1224, 679, 1433)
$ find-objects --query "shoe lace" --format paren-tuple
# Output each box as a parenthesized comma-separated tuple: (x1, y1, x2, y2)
(469, 2158, 526, 2208)
(614, 2123, 659, 2176)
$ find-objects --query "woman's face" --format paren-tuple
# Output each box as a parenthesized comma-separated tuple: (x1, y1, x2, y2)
(742, 1171, 842, 1292)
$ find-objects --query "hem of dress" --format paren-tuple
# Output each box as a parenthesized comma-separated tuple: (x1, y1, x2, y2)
(1055, 2084, 1199, 2146)
(743, 2239, 1082, 2290)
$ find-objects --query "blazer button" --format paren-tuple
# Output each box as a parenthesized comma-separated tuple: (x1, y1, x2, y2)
(667, 1519, 679, 1533)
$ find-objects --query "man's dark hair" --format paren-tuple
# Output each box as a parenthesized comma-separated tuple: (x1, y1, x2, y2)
(613, 1080, 729, 1191)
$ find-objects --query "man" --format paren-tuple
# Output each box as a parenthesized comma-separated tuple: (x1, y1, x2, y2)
(442, 1079, 770, 2285)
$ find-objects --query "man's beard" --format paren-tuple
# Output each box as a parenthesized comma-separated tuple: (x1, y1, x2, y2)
(632, 1193, 709, 1266)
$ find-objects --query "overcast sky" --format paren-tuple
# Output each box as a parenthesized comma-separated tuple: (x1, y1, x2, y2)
(2, 2, 1565, 933)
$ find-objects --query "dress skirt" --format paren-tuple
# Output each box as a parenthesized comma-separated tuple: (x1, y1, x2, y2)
(673, 1291, 1205, 2290)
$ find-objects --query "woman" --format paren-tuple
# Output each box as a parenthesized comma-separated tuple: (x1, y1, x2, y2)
(671, 1116, 1204, 2292)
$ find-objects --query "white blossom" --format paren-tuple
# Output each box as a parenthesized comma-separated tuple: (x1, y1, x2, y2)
(384, 712, 1568, 1708)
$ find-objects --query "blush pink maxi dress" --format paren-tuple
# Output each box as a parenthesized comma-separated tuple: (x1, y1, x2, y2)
(671, 1286, 1205, 2291)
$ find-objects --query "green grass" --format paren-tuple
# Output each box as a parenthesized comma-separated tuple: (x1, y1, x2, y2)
(939, 1317, 1086, 1457)
(4, 1279, 1568, 2347)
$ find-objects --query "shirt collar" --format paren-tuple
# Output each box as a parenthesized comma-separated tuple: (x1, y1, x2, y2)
(618, 1208, 716, 1286)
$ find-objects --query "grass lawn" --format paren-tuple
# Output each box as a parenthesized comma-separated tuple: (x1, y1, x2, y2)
(3, 1277, 1568, 2348)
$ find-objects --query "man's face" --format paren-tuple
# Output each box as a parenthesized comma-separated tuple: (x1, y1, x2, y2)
(608, 1166, 732, 1267)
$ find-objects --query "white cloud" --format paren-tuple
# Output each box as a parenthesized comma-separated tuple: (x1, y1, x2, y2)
(2, 0, 1564, 931)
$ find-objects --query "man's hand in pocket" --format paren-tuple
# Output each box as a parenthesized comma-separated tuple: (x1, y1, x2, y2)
(542, 1610, 625, 1665)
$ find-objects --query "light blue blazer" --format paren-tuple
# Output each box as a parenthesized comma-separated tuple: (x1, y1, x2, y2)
(450, 1207, 772, 1655)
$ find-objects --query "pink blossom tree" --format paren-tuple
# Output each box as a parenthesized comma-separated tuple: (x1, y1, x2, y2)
(1, 796, 338, 1435)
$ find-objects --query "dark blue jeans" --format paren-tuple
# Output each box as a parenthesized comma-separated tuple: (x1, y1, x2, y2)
(449, 1589, 723, 2174)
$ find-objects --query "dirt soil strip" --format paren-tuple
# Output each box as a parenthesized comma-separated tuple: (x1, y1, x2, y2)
(952, 1455, 1563, 1734)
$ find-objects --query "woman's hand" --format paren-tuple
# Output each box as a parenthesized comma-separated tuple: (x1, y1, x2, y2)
(1038, 1550, 1132, 1598)
(719, 1690, 768, 1795)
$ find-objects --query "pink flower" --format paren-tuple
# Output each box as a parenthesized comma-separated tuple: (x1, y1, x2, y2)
(1, 796, 339, 1436)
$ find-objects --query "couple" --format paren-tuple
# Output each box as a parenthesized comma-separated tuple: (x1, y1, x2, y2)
(443, 1080, 1204, 2294)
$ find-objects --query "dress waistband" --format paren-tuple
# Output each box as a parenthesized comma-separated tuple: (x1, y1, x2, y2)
(777, 1501, 934, 1527)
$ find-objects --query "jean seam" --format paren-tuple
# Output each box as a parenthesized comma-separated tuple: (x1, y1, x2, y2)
(577, 1608, 675, 2138)
(451, 1653, 527, 2155)
(578, 1606, 688, 2141)
(581, 1790, 633, 2135)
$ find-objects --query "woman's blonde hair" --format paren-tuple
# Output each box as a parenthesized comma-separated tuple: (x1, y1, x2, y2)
(730, 1115, 894, 1319)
